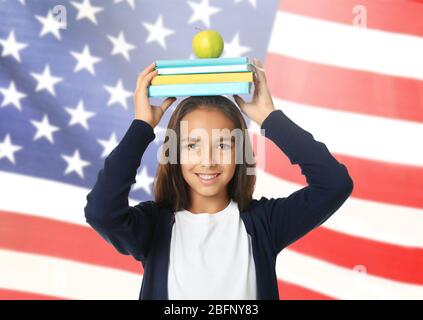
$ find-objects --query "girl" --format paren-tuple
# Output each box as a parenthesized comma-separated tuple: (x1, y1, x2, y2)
(84, 58, 354, 300)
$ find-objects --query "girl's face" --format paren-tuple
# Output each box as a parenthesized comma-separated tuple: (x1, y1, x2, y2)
(180, 108, 237, 198)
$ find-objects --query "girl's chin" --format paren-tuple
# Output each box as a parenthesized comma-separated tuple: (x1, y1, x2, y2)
(194, 181, 222, 193)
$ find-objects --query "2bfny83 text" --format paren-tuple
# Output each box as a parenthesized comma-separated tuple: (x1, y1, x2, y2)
(163, 303, 260, 319)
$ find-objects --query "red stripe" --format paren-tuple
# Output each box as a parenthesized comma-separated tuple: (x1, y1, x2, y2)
(0, 210, 142, 274)
(289, 226, 423, 285)
(280, 0, 423, 38)
(0, 283, 332, 300)
(0, 288, 66, 300)
(0, 283, 333, 300)
(278, 280, 335, 300)
(265, 53, 423, 123)
(251, 132, 423, 209)
(1, 206, 422, 285)
(336, 153, 423, 209)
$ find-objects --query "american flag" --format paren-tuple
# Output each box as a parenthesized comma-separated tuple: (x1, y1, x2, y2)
(0, 0, 422, 300)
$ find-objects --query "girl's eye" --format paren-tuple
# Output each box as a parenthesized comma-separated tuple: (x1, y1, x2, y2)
(186, 143, 231, 150)
(218, 143, 231, 150)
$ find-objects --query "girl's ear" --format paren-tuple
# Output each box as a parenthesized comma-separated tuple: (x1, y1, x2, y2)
(159, 97, 177, 113)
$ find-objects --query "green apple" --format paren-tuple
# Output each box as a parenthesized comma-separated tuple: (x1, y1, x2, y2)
(192, 29, 224, 58)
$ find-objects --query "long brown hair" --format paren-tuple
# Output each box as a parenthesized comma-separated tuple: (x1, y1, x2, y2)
(153, 95, 256, 213)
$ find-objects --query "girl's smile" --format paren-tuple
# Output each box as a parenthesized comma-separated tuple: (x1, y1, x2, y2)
(195, 172, 222, 185)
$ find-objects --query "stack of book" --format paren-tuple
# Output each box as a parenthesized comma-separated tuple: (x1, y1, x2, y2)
(148, 57, 253, 97)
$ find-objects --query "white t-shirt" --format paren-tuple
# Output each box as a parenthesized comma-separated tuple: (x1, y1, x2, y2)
(167, 199, 257, 300)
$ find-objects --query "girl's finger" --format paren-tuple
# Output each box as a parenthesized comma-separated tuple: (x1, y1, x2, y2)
(253, 58, 267, 87)
(138, 69, 159, 94)
(141, 61, 156, 76)
(252, 70, 260, 97)
(135, 70, 158, 110)
(136, 62, 156, 90)
(251, 62, 262, 92)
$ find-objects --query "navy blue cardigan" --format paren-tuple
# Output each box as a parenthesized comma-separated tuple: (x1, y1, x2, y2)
(84, 109, 354, 300)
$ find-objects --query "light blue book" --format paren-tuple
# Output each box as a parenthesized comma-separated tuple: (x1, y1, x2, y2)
(148, 82, 251, 97)
(155, 56, 249, 68)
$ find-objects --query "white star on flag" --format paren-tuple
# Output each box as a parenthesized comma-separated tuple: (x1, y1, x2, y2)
(223, 32, 251, 57)
(107, 31, 136, 62)
(64, 100, 96, 130)
(71, 0, 104, 25)
(35, 10, 65, 40)
(30, 65, 63, 96)
(30, 114, 60, 144)
(70, 44, 102, 75)
(142, 15, 175, 50)
(0, 133, 22, 164)
(61, 149, 91, 179)
(0, 81, 27, 110)
(97, 132, 119, 158)
(104, 79, 132, 109)
(114, 0, 135, 10)
(234, 0, 257, 9)
(187, 0, 221, 28)
(0, 30, 28, 62)
(133, 165, 155, 195)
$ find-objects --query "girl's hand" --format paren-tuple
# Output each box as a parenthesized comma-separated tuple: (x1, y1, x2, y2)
(233, 58, 276, 126)
(133, 61, 177, 128)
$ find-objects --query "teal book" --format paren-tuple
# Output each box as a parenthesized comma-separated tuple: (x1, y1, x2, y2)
(155, 56, 249, 68)
(148, 82, 251, 97)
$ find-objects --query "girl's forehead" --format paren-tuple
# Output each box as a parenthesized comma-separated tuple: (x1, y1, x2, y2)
(182, 108, 234, 125)
(179, 108, 238, 140)
(181, 117, 235, 131)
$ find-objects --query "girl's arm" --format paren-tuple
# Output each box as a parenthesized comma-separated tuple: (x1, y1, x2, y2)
(84, 119, 158, 263)
(84, 61, 176, 263)
(234, 58, 353, 256)
(258, 109, 354, 255)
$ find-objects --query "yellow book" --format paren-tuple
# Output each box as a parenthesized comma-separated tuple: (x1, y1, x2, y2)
(151, 72, 253, 85)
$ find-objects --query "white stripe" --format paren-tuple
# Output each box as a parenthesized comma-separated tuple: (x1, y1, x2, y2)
(252, 97, 423, 167)
(1, 170, 422, 249)
(269, 11, 423, 80)
(253, 167, 423, 249)
(0, 170, 140, 226)
(0, 249, 142, 300)
(1, 248, 422, 300)
(277, 249, 423, 299)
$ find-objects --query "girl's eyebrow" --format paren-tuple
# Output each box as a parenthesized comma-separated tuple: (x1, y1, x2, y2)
(218, 136, 235, 142)
(181, 136, 235, 142)
(181, 137, 200, 142)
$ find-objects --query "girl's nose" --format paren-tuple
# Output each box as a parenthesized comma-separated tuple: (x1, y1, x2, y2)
(199, 145, 219, 165)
